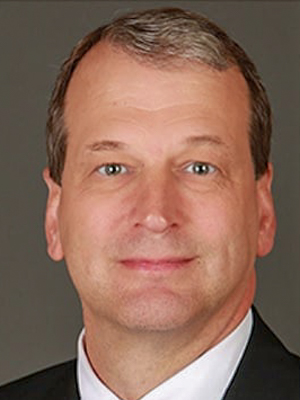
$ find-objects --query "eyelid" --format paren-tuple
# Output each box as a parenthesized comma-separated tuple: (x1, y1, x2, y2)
(95, 161, 217, 178)
(97, 163, 129, 176)
(182, 161, 217, 175)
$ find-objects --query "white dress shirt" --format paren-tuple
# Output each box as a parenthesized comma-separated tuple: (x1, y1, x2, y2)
(77, 310, 253, 400)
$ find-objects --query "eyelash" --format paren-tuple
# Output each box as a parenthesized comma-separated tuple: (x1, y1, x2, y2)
(183, 162, 217, 176)
(97, 163, 129, 176)
(96, 161, 217, 178)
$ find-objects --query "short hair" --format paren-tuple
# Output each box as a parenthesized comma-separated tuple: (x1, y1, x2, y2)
(46, 7, 272, 185)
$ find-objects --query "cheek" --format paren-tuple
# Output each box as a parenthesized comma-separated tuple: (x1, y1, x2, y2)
(189, 188, 259, 254)
(57, 192, 128, 291)
(58, 188, 135, 253)
(189, 196, 235, 237)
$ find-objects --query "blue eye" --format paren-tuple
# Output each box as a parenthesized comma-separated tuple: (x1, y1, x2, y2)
(98, 163, 128, 176)
(185, 162, 216, 175)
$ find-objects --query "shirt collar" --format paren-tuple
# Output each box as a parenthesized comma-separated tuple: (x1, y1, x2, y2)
(77, 309, 253, 400)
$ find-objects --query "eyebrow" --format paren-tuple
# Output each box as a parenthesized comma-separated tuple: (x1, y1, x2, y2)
(183, 135, 227, 147)
(85, 135, 226, 154)
(85, 140, 128, 152)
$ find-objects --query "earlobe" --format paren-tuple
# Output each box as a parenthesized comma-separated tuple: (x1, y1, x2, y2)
(256, 163, 277, 258)
(43, 168, 64, 261)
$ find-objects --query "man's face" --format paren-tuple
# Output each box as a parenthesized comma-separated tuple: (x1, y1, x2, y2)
(44, 44, 275, 333)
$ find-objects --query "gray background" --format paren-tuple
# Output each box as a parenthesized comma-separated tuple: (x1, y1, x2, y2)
(0, 0, 299, 385)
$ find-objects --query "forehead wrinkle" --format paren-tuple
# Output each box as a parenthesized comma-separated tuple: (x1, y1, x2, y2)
(103, 99, 211, 114)
(80, 117, 231, 158)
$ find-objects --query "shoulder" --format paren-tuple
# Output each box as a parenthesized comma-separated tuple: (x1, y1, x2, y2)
(0, 360, 78, 400)
(224, 308, 300, 400)
(250, 309, 300, 373)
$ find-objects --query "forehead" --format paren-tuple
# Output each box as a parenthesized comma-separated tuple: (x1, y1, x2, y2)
(64, 43, 250, 145)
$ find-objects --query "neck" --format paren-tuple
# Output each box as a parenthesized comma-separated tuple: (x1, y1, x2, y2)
(82, 275, 255, 400)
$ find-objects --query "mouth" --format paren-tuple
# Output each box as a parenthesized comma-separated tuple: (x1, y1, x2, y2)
(120, 257, 195, 272)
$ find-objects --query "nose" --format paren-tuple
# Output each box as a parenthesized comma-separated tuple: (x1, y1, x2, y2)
(132, 170, 183, 234)
(142, 214, 169, 233)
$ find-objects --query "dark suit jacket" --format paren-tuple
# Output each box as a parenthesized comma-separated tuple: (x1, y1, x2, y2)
(0, 309, 299, 399)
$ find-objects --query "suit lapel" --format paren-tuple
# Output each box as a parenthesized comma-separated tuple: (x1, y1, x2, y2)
(47, 311, 298, 400)
(223, 308, 299, 400)
(44, 360, 80, 400)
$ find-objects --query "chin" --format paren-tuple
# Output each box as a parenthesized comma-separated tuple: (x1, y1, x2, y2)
(114, 289, 198, 332)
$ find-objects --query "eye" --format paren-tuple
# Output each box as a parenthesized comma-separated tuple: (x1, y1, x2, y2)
(97, 163, 128, 176)
(184, 162, 216, 175)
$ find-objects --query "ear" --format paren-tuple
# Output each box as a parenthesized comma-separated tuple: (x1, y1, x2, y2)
(43, 168, 64, 261)
(256, 163, 277, 258)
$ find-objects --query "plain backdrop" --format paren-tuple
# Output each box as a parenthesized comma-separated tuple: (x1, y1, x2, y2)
(0, 0, 299, 385)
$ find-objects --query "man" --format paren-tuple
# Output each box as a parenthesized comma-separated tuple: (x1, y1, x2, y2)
(0, 7, 298, 400)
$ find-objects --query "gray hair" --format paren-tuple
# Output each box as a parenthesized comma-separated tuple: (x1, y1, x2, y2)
(46, 7, 271, 184)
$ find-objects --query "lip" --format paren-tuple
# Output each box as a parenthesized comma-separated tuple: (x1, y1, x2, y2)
(120, 257, 195, 272)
